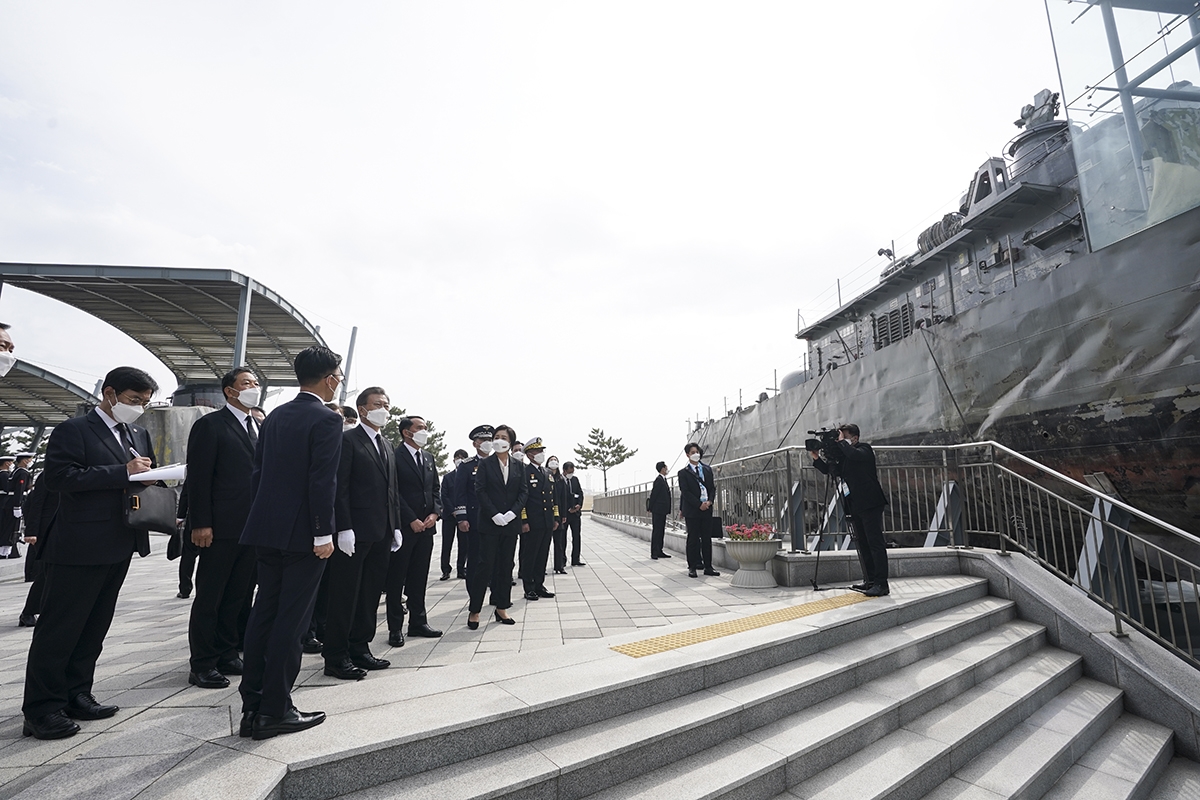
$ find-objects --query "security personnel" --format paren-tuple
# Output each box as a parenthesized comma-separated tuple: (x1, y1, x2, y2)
(439, 449, 469, 581)
(449, 425, 494, 582)
(0, 455, 14, 557)
(518, 437, 558, 601)
(4, 454, 34, 557)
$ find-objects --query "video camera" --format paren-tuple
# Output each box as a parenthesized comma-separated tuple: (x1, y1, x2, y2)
(804, 428, 843, 464)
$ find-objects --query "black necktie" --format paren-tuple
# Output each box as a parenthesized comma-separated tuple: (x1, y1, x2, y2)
(414, 450, 422, 471)
(376, 434, 388, 463)
(117, 423, 135, 457)
(246, 417, 258, 445)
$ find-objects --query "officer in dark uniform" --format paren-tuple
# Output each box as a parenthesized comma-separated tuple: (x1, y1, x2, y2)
(518, 437, 558, 601)
(0, 455, 16, 557)
(5, 454, 33, 557)
(449, 426, 494, 594)
(546, 456, 569, 574)
(439, 449, 469, 581)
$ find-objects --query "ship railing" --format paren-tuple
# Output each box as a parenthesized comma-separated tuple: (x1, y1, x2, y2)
(593, 440, 1200, 667)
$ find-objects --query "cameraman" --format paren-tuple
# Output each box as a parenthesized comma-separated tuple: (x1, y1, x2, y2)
(808, 424, 889, 596)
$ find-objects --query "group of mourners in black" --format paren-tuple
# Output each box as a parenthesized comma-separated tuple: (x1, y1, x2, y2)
(15, 344, 591, 742)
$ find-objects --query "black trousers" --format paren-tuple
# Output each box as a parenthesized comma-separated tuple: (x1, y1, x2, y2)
(305, 567, 330, 642)
(440, 518, 466, 576)
(323, 536, 389, 664)
(685, 515, 713, 570)
(519, 520, 552, 593)
(386, 529, 435, 631)
(239, 548, 325, 718)
(651, 511, 668, 555)
(237, 563, 257, 650)
(468, 531, 517, 613)
(21, 559, 45, 617)
(23, 557, 132, 718)
(189, 539, 257, 672)
(564, 512, 583, 563)
(551, 521, 567, 571)
(178, 537, 199, 596)
(850, 506, 889, 586)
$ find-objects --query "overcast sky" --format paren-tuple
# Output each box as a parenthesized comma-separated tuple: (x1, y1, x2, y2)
(0, 1, 1063, 491)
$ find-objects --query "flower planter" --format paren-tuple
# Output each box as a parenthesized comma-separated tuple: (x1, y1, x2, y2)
(724, 538, 781, 588)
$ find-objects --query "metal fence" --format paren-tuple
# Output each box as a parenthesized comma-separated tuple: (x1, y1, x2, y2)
(593, 441, 1200, 667)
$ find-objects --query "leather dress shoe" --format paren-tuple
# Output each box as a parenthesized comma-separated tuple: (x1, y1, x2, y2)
(704, 569, 721, 577)
(524, 591, 540, 601)
(535, 588, 555, 598)
(407, 623, 442, 638)
(850, 581, 872, 592)
(655, 552, 672, 559)
(216, 657, 244, 675)
(18, 613, 36, 627)
(176, 591, 190, 599)
(388, 630, 405, 648)
(189, 669, 231, 689)
(440, 572, 450, 581)
(239, 711, 256, 738)
(23, 710, 79, 740)
(456, 571, 467, 579)
(572, 561, 587, 567)
(65, 692, 119, 720)
(301, 636, 324, 654)
(554, 568, 567, 574)
(350, 653, 391, 670)
(323, 659, 367, 680)
(251, 706, 326, 740)
(864, 583, 890, 597)
(688, 570, 698, 578)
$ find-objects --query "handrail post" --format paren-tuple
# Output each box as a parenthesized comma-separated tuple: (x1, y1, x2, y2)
(992, 443, 1009, 556)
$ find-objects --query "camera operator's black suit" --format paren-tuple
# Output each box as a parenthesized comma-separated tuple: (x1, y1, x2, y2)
(814, 440, 889, 593)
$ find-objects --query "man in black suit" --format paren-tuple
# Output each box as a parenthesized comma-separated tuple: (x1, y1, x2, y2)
(679, 443, 720, 579)
(648, 461, 673, 559)
(238, 346, 341, 740)
(439, 449, 469, 581)
(811, 423, 890, 596)
(561, 462, 585, 567)
(18, 472, 56, 628)
(388, 415, 443, 645)
(323, 387, 398, 680)
(22, 366, 159, 740)
(518, 437, 558, 601)
(184, 367, 262, 689)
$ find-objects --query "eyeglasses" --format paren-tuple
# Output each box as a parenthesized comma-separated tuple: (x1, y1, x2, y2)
(117, 393, 152, 408)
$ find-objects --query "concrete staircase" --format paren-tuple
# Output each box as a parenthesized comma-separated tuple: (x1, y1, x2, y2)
(270, 576, 1199, 800)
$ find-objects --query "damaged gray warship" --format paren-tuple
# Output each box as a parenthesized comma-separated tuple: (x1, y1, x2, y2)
(692, 1, 1200, 533)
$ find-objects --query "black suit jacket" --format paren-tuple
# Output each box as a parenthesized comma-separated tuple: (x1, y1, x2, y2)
(564, 475, 583, 514)
(475, 456, 528, 537)
(395, 442, 441, 529)
(678, 462, 715, 519)
(334, 425, 400, 543)
(185, 407, 256, 540)
(649, 474, 672, 514)
(41, 410, 157, 565)
(814, 441, 888, 513)
(240, 392, 341, 553)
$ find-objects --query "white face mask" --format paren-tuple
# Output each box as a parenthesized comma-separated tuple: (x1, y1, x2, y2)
(112, 400, 146, 425)
(343, 422, 356, 432)
(478, 440, 494, 456)
(547, 459, 559, 470)
(411, 429, 429, 447)
(531, 452, 546, 466)
(689, 452, 702, 463)
(365, 407, 390, 428)
(512, 451, 526, 463)
(493, 439, 511, 454)
(236, 387, 261, 408)
(564, 472, 574, 481)
(0, 352, 15, 377)
(453, 458, 464, 468)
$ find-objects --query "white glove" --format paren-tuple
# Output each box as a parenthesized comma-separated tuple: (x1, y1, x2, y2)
(337, 530, 355, 557)
(13, 508, 22, 519)
(501, 510, 517, 525)
(391, 529, 404, 552)
(492, 513, 508, 526)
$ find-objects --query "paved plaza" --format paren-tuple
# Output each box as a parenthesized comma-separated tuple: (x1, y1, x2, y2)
(0, 515, 801, 797)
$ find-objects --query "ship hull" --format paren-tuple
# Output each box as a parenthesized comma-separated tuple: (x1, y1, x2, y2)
(699, 204, 1200, 533)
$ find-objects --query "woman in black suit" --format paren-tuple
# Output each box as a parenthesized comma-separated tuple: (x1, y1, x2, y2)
(468, 425, 528, 629)
(648, 461, 672, 559)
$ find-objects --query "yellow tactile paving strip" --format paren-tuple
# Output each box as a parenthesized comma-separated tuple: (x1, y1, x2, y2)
(610, 592, 872, 658)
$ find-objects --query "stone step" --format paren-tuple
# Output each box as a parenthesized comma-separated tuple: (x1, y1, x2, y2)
(1148, 756, 1200, 799)
(265, 576, 992, 800)
(337, 595, 1021, 800)
(1040, 714, 1174, 800)
(916, 678, 1125, 800)
(579, 626, 1065, 800)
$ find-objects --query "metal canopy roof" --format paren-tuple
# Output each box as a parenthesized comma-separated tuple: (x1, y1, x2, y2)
(0, 263, 326, 386)
(0, 359, 100, 427)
